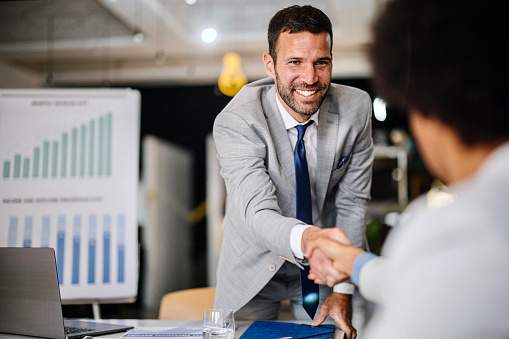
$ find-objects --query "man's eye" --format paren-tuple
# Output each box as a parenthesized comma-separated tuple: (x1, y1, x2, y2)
(289, 60, 300, 65)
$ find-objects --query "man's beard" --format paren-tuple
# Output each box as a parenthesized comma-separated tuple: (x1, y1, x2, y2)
(275, 70, 329, 117)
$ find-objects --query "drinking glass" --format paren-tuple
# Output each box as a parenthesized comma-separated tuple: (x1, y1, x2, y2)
(202, 309, 235, 339)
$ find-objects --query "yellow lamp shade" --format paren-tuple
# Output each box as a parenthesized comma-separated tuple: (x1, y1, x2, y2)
(218, 52, 248, 97)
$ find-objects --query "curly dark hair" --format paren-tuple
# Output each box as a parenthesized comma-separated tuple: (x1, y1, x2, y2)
(268, 5, 333, 63)
(369, 0, 509, 146)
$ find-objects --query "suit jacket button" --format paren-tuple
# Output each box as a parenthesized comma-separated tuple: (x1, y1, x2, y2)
(269, 264, 276, 272)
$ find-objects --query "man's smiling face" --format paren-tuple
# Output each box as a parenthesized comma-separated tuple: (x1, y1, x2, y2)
(264, 31, 332, 123)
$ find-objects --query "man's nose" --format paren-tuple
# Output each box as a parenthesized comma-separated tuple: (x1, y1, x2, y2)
(300, 64, 318, 84)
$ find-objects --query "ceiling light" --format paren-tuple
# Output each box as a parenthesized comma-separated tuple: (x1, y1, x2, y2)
(373, 98, 387, 122)
(218, 52, 248, 97)
(201, 28, 217, 43)
(185, 0, 197, 4)
(133, 29, 144, 43)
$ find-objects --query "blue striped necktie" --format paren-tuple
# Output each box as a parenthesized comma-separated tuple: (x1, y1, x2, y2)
(294, 120, 319, 319)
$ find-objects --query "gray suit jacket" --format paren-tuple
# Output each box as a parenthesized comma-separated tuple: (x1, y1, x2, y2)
(213, 78, 374, 312)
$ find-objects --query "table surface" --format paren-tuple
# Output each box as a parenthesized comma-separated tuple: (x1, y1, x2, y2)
(0, 319, 344, 339)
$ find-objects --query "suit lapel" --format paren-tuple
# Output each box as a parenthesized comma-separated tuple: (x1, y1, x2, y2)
(264, 87, 296, 192)
(316, 96, 338, 211)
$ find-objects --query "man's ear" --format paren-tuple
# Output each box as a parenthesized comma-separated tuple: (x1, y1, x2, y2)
(263, 52, 276, 79)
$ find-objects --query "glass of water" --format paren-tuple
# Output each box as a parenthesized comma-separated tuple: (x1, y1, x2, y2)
(202, 309, 235, 339)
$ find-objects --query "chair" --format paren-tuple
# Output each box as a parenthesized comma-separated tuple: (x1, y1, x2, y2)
(158, 287, 216, 320)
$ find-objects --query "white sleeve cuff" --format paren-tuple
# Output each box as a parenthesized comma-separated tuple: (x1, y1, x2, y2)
(290, 224, 312, 259)
(333, 282, 355, 294)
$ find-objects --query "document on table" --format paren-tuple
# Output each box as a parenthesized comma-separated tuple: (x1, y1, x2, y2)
(122, 327, 202, 338)
(239, 321, 335, 339)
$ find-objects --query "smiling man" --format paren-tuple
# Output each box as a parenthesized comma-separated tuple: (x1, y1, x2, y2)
(212, 6, 374, 339)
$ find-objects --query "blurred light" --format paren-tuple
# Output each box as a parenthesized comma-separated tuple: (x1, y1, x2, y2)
(133, 30, 144, 43)
(373, 97, 387, 122)
(201, 28, 217, 43)
(185, 0, 197, 4)
(218, 52, 248, 97)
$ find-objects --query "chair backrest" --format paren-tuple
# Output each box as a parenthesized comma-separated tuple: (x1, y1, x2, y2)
(158, 287, 216, 320)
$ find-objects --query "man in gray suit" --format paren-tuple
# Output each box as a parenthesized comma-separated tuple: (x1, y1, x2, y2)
(213, 5, 373, 338)
(305, 0, 509, 338)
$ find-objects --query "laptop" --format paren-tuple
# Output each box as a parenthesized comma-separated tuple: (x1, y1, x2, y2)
(0, 247, 134, 339)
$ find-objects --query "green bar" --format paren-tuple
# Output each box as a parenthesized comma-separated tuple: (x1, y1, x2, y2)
(3, 160, 10, 178)
(71, 128, 77, 177)
(51, 141, 58, 178)
(33, 147, 40, 178)
(98, 116, 104, 176)
(106, 113, 112, 176)
(42, 141, 49, 177)
(80, 124, 86, 177)
(89, 120, 94, 176)
(61, 132, 68, 177)
(23, 158, 30, 178)
(13, 154, 21, 178)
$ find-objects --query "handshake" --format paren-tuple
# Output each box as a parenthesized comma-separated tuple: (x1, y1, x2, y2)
(302, 226, 365, 287)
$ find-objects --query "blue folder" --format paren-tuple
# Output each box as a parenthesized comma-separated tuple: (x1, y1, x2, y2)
(239, 321, 335, 339)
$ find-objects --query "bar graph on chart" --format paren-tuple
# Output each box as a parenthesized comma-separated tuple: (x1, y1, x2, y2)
(7, 213, 126, 286)
(0, 89, 139, 301)
(2, 113, 112, 180)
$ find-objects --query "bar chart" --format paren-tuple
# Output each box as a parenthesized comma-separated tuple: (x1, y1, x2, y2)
(7, 213, 126, 286)
(0, 88, 140, 301)
(2, 113, 112, 180)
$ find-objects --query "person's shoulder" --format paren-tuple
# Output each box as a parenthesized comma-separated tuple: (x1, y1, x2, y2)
(233, 78, 274, 101)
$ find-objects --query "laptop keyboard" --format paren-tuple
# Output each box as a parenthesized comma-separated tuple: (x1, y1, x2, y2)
(64, 326, 95, 335)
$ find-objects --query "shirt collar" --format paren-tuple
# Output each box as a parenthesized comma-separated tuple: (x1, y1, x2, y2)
(275, 92, 320, 131)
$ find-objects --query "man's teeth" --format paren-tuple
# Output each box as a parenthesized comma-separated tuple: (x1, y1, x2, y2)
(295, 89, 316, 97)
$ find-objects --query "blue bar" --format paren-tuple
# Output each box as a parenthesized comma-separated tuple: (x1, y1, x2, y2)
(8, 216, 18, 247)
(72, 216, 81, 284)
(41, 216, 50, 247)
(23, 216, 33, 247)
(103, 215, 111, 283)
(57, 216, 66, 285)
(117, 214, 125, 283)
(88, 215, 97, 284)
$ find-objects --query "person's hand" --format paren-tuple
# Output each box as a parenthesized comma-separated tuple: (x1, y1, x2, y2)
(307, 246, 349, 286)
(306, 237, 364, 286)
(301, 227, 352, 285)
(312, 293, 357, 339)
(301, 226, 352, 254)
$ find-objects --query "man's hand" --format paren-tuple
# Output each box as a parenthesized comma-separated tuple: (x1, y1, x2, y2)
(312, 293, 357, 339)
(301, 227, 352, 285)
(307, 246, 350, 286)
(306, 237, 364, 286)
(301, 227, 352, 254)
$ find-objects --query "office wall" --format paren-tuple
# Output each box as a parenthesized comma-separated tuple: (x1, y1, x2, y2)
(0, 62, 42, 88)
